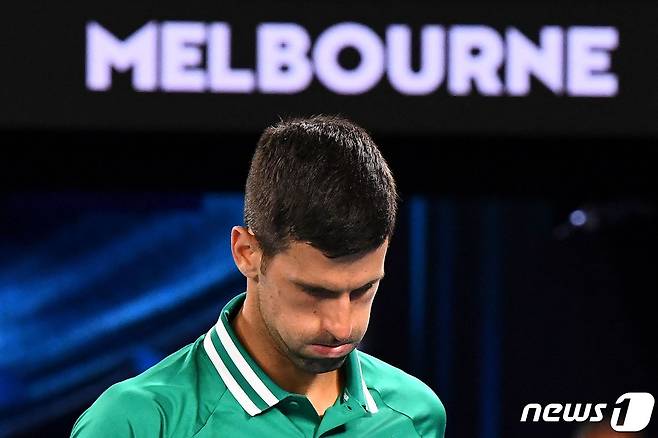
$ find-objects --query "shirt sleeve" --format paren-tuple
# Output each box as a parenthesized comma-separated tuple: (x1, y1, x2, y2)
(70, 385, 163, 438)
(412, 385, 447, 438)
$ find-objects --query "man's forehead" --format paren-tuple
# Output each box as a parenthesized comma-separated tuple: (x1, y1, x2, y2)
(273, 241, 386, 272)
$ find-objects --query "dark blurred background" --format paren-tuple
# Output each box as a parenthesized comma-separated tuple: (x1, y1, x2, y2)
(1, 1, 657, 437)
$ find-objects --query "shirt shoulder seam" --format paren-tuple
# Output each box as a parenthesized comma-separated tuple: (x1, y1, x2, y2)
(190, 386, 230, 438)
(367, 387, 423, 437)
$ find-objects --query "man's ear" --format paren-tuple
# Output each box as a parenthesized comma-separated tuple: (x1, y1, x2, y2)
(231, 226, 262, 280)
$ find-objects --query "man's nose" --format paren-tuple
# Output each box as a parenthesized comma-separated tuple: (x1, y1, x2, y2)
(320, 293, 353, 343)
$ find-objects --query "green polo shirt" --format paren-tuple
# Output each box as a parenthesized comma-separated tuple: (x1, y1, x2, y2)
(71, 292, 446, 437)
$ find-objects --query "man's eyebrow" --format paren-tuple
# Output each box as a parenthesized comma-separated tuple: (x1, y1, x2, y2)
(291, 273, 385, 294)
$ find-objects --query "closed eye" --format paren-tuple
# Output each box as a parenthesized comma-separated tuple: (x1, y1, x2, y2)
(301, 283, 374, 300)
(303, 287, 334, 299)
(350, 284, 374, 299)
(292, 274, 384, 300)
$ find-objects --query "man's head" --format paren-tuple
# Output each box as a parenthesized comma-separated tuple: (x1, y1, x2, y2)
(232, 115, 398, 375)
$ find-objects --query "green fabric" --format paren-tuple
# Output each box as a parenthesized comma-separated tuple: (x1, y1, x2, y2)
(71, 292, 446, 437)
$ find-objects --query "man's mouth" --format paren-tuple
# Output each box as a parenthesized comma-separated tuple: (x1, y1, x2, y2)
(308, 343, 354, 357)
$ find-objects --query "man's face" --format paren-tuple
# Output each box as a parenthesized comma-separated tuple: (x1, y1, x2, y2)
(254, 240, 388, 374)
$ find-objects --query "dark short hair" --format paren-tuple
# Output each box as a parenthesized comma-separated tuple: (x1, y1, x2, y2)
(244, 115, 398, 265)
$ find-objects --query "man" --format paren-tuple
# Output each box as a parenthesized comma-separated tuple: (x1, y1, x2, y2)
(71, 115, 446, 437)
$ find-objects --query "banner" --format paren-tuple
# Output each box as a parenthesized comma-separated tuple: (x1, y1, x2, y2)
(2, 1, 657, 135)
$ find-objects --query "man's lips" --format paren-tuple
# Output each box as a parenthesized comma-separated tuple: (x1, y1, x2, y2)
(308, 343, 354, 357)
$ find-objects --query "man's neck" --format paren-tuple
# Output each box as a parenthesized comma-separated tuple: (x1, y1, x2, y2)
(231, 291, 343, 406)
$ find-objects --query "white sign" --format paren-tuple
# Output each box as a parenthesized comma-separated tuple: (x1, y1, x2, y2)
(86, 21, 619, 97)
(521, 392, 654, 432)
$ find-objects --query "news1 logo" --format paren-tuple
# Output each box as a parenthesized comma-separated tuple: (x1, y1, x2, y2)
(521, 392, 655, 432)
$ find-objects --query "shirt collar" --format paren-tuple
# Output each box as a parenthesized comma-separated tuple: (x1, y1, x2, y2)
(203, 292, 378, 416)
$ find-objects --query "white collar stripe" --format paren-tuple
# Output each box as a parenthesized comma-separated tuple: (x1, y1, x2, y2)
(363, 381, 379, 413)
(214, 318, 279, 406)
(203, 328, 262, 416)
(356, 351, 379, 413)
